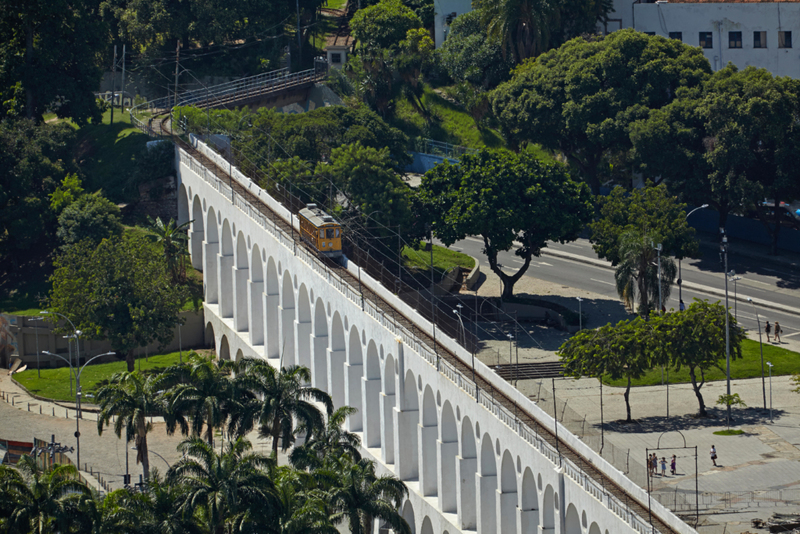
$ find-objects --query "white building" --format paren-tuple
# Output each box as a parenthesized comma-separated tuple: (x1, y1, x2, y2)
(433, 0, 472, 47)
(609, 0, 800, 77)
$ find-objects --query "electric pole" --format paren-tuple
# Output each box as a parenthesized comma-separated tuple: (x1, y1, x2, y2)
(174, 41, 181, 108)
(110, 45, 117, 124)
(120, 44, 126, 112)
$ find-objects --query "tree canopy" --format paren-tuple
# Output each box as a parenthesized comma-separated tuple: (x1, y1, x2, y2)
(351, 0, 423, 55)
(418, 149, 593, 298)
(56, 193, 123, 250)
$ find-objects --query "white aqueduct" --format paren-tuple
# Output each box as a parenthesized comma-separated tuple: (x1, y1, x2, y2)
(176, 138, 695, 534)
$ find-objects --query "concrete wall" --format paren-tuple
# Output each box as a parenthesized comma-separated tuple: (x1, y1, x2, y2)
(8, 311, 206, 368)
(691, 208, 800, 253)
(179, 138, 697, 534)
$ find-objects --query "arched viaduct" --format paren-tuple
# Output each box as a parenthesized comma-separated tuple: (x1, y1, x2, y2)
(177, 139, 694, 534)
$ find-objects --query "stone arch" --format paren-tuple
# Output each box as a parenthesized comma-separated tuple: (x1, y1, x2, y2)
(219, 335, 231, 361)
(345, 327, 363, 432)
(295, 284, 312, 370)
(265, 257, 280, 360)
(218, 220, 234, 318)
(420, 517, 433, 534)
(177, 183, 189, 226)
(458, 416, 477, 530)
(401, 500, 416, 534)
(542, 485, 555, 531)
(234, 232, 249, 332)
(420, 386, 438, 497)
(279, 271, 295, 366)
(520, 468, 539, 534)
(311, 297, 329, 391)
(382, 353, 396, 464)
(589, 522, 602, 534)
(328, 313, 346, 411)
(565, 504, 580, 534)
(398, 370, 419, 481)
(190, 195, 204, 271)
(499, 450, 518, 534)
(249, 245, 264, 347)
(204, 322, 216, 351)
(204, 207, 219, 304)
(479, 434, 497, 534)
(362, 339, 380, 446)
(235, 348, 244, 362)
(439, 401, 458, 513)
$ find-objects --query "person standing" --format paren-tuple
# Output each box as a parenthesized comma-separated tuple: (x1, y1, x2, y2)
(660, 457, 667, 477)
(775, 322, 782, 343)
(670, 455, 677, 475)
(765, 321, 772, 343)
(679, 300, 686, 311)
(710, 445, 717, 467)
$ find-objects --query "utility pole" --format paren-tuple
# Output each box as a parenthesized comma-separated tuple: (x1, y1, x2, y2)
(721, 228, 731, 427)
(174, 41, 181, 108)
(120, 45, 126, 112)
(296, 0, 302, 70)
(110, 45, 117, 124)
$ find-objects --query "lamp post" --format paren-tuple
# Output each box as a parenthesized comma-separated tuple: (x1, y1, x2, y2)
(720, 228, 731, 428)
(653, 242, 663, 314)
(747, 298, 767, 410)
(506, 333, 513, 386)
(575, 297, 583, 330)
(766, 361, 774, 423)
(40, 311, 79, 395)
(30, 317, 44, 378)
(42, 350, 115, 470)
(728, 272, 741, 319)
(679, 204, 709, 304)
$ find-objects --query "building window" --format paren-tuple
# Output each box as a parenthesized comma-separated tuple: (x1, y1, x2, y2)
(644, 31, 655, 36)
(699, 32, 713, 49)
(754, 31, 767, 48)
(729, 31, 742, 48)
(669, 32, 683, 41)
(331, 52, 342, 64)
(779, 31, 792, 48)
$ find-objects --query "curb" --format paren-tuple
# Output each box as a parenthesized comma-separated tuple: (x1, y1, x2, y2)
(541, 248, 800, 318)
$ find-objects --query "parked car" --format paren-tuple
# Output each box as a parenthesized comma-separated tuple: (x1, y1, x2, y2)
(746, 203, 800, 230)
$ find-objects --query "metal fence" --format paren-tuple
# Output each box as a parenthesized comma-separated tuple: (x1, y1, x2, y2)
(411, 137, 478, 159)
(653, 488, 800, 513)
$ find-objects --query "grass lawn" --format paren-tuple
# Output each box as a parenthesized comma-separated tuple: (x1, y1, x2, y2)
(402, 243, 475, 277)
(713, 429, 744, 436)
(324, 0, 348, 9)
(601, 338, 799, 387)
(14, 351, 186, 402)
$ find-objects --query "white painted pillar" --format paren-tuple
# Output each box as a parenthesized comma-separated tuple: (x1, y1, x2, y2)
(498, 488, 518, 534)
(556, 466, 566, 534)
(345, 362, 363, 432)
(279, 306, 295, 365)
(294, 319, 311, 370)
(327, 348, 346, 407)
(265, 292, 280, 360)
(310, 333, 328, 390)
(190, 231, 203, 270)
(476, 472, 498, 534)
(437, 439, 458, 513)
(362, 376, 381, 448)
(456, 456, 477, 530)
(419, 423, 438, 496)
(380, 392, 396, 464)
(203, 241, 219, 304)
(218, 252, 234, 318)
(233, 266, 249, 332)
(248, 280, 264, 346)
(395, 407, 419, 480)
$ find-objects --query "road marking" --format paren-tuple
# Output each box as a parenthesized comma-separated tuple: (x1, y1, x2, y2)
(590, 278, 615, 287)
(784, 332, 800, 338)
(537, 262, 553, 266)
(563, 243, 583, 249)
(466, 236, 484, 243)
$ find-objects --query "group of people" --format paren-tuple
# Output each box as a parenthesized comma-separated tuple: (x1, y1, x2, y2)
(765, 321, 783, 343)
(648, 454, 677, 477)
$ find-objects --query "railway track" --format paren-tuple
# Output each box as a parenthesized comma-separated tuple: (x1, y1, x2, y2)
(159, 115, 678, 534)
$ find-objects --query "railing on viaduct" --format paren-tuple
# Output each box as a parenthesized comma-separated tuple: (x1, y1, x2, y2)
(130, 73, 692, 534)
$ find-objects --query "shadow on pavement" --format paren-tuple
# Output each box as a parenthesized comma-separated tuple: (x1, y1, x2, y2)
(600, 407, 783, 435)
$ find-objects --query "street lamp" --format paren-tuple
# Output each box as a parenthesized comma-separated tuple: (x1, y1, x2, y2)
(720, 228, 731, 428)
(40, 311, 80, 395)
(453, 307, 473, 384)
(747, 298, 767, 410)
(42, 350, 115, 470)
(728, 272, 742, 319)
(654, 242, 663, 314)
(507, 333, 513, 385)
(766, 361, 774, 423)
(29, 317, 44, 378)
(679, 204, 709, 305)
(575, 297, 583, 330)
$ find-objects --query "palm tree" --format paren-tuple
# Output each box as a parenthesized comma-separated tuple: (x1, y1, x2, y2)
(73, 488, 136, 534)
(614, 229, 677, 317)
(118, 469, 203, 534)
(168, 437, 278, 534)
(230, 361, 333, 458)
(0, 455, 90, 534)
(146, 216, 192, 283)
(158, 352, 243, 445)
(96, 371, 163, 480)
(289, 406, 361, 470)
(324, 456, 410, 534)
(270, 466, 338, 534)
(475, 0, 555, 62)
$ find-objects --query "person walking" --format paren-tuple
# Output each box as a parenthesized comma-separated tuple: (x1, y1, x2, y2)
(670, 455, 677, 475)
(660, 457, 667, 477)
(679, 299, 686, 311)
(710, 445, 717, 467)
(765, 321, 772, 343)
(774, 322, 782, 343)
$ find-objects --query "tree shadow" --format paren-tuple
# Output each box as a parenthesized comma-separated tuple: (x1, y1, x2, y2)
(512, 291, 633, 329)
(600, 406, 785, 435)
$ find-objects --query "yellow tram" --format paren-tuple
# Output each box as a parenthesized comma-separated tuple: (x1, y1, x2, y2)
(298, 204, 343, 259)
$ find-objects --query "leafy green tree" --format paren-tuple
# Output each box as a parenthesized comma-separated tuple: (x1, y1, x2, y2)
(96, 371, 163, 480)
(56, 193, 123, 250)
(268, 466, 337, 534)
(559, 317, 652, 422)
(289, 406, 362, 470)
(169, 437, 278, 534)
(324, 456, 411, 534)
(231, 362, 333, 457)
(613, 229, 677, 316)
(351, 0, 423, 55)
(394, 28, 435, 114)
(49, 174, 85, 215)
(0, 0, 105, 124)
(146, 216, 191, 283)
(49, 233, 188, 371)
(0, 455, 90, 534)
(492, 30, 711, 193)
(117, 471, 203, 534)
(418, 149, 593, 299)
(72, 487, 137, 534)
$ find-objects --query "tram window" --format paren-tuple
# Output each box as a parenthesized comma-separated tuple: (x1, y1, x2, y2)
(335, 229, 340, 237)
(326, 228, 335, 238)
(320, 229, 325, 238)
